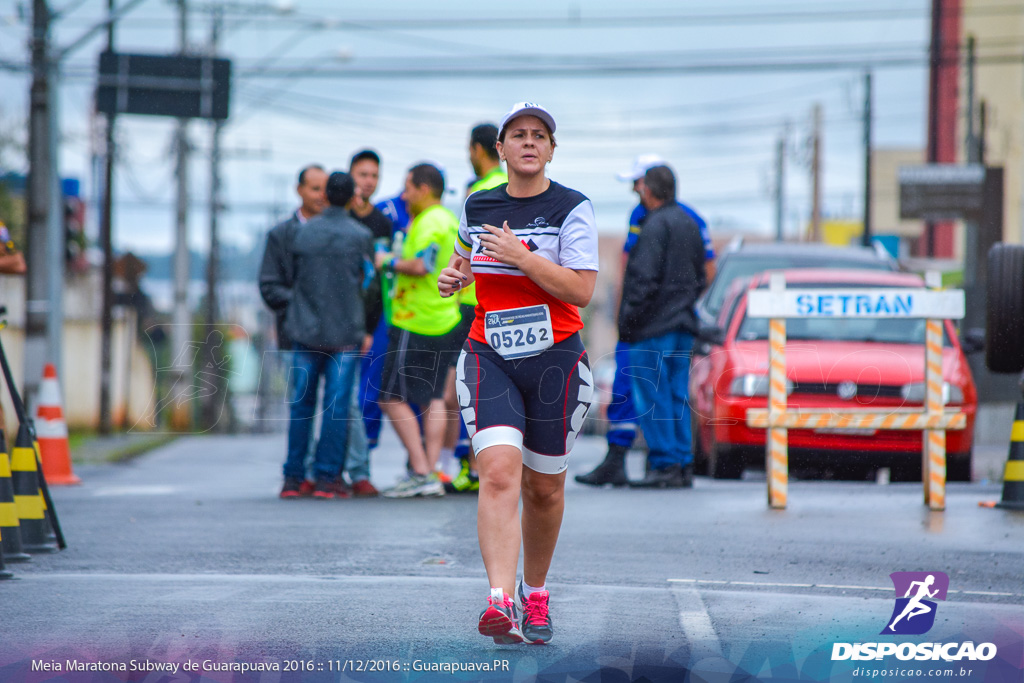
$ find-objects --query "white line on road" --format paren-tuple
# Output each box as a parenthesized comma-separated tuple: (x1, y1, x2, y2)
(92, 486, 178, 496)
(670, 585, 723, 661)
(667, 579, 1020, 599)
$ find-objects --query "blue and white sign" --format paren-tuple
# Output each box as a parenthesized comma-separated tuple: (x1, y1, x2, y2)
(747, 288, 965, 320)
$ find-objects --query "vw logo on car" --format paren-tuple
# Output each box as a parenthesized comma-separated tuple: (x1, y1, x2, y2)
(837, 381, 858, 401)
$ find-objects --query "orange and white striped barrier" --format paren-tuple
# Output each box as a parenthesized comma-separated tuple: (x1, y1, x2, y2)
(746, 409, 966, 431)
(747, 273, 965, 512)
(767, 317, 788, 509)
(36, 363, 80, 486)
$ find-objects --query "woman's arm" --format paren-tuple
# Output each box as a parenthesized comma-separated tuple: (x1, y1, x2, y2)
(437, 252, 475, 298)
(478, 221, 596, 307)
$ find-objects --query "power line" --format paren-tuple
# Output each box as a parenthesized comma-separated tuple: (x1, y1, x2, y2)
(46, 2, 1024, 31)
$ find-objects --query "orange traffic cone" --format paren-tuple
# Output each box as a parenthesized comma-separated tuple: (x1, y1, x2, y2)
(36, 364, 80, 486)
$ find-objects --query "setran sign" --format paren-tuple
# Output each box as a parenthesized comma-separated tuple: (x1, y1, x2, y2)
(898, 164, 985, 221)
(96, 51, 231, 121)
(747, 288, 966, 320)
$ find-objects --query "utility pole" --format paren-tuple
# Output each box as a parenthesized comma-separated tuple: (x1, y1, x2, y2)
(201, 5, 224, 432)
(963, 35, 982, 330)
(206, 7, 222, 330)
(965, 36, 977, 164)
(810, 103, 823, 242)
(98, 0, 116, 434)
(170, 0, 193, 431)
(861, 70, 873, 248)
(25, 0, 61, 412)
(774, 130, 785, 242)
(924, 0, 944, 257)
(977, 100, 986, 165)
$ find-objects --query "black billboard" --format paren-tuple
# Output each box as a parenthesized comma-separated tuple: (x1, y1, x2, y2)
(96, 51, 231, 121)
(898, 164, 985, 222)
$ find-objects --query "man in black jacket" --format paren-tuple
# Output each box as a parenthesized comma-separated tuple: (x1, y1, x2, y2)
(267, 172, 377, 499)
(259, 165, 327, 350)
(618, 165, 706, 488)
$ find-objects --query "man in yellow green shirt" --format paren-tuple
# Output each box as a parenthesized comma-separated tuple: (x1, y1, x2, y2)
(443, 124, 509, 493)
(377, 163, 462, 498)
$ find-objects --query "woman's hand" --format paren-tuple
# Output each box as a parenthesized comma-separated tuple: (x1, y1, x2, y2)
(478, 221, 530, 268)
(438, 256, 470, 298)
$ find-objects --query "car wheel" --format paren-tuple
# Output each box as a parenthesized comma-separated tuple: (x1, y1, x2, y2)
(709, 444, 744, 479)
(947, 451, 973, 482)
(891, 459, 923, 483)
(985, 243, 1024, 373)
(691, 411, 708, 475)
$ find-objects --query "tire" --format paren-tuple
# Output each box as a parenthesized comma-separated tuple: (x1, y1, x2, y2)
(985, 243, 1024, 373)
(891, 460, 923, 483)
(947, 451, 973, 482)
(709, 445, 744, 479)
(691, 411, 708, 475)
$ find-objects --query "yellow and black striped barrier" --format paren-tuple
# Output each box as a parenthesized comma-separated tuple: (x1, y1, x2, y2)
(11, 423, 56, 553)
(996, 402, 1024, 511)
(0, 533, 11, 580)
(0, 429, 30, 562)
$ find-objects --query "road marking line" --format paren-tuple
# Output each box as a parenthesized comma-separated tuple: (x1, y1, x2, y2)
(93, 486, 177, 496)
(670, 585, 723, 660)
(667, 579, 1020, 599)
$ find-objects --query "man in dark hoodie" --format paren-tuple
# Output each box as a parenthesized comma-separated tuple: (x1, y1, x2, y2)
(618, 165, 706, 488)
(265, 171, 377, 499)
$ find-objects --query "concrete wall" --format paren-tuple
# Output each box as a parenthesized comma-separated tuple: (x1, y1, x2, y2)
(0, 274, 156, 433)
(872, 147, 931, 249)
(962, 1, 1024, 245)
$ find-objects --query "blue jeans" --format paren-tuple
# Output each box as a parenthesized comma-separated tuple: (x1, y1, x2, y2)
(285, 345, 361, 482)
(607, 341, 639, 448)
(359, 318, 391, 449)
(628, 331, 694, 470)
(345, 369, 371, 482)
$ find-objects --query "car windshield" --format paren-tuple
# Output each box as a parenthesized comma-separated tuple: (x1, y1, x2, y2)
(703, 254, 892, 319)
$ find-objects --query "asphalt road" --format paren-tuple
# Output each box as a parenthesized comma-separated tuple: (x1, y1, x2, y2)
(1, 428, 1021, 683)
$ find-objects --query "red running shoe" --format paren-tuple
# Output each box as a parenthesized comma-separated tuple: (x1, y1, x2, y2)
(517, 581, 553, 644)
(298, 480, 315, 497)
(478, 589, 524, 644)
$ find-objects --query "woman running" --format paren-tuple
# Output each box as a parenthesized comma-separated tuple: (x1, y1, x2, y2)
(438, 102, 598, 645)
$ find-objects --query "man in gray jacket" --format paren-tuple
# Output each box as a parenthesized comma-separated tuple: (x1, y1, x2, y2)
(266, 171, 377, 499)
(259, 165, 327, 351)
(618, 165, 706, 488)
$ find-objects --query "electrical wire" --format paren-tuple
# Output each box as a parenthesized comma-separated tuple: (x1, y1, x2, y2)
(47, 2, 1024, 31)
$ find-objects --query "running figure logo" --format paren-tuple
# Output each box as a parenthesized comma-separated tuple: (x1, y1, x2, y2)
(881, 572, 949, 635)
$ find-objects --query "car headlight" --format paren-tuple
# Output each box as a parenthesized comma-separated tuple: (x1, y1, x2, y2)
(729, 374, 793, 397)
(899, 382, 963, 405)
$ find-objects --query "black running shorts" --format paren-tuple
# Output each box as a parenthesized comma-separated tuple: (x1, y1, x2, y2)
(379, 326, 462, 407)
(447, 303, 477, 368)
(455, 332, 595, 474)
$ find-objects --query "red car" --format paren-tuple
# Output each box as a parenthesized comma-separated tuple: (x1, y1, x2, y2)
(689, 269, 977, 481)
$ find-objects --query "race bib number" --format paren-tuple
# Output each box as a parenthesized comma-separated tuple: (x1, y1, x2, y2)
(484, 304, 553, 360)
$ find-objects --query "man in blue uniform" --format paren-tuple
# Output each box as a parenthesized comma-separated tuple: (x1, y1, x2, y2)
(575, 154, 715, 487)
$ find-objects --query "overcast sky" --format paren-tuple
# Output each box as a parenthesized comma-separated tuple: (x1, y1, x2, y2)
(0, 0, 956, 255)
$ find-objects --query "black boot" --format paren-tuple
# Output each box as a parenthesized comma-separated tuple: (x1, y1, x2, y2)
(629, 464, 691, 489)
(574, 444, 629, 487)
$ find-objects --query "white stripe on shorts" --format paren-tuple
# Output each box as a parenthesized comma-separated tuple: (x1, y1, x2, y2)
(473, 425, 523, 456)
(523, 447, 570, 475)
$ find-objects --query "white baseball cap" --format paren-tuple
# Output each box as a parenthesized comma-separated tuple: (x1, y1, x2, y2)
(617, 154, 665, 182)
(499, 101, 556, 137)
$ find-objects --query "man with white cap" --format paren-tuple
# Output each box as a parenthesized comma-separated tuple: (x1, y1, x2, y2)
(574, 154, 715, 488)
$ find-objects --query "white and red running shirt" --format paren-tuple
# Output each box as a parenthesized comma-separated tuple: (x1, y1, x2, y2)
(455, 181, 600, 345)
